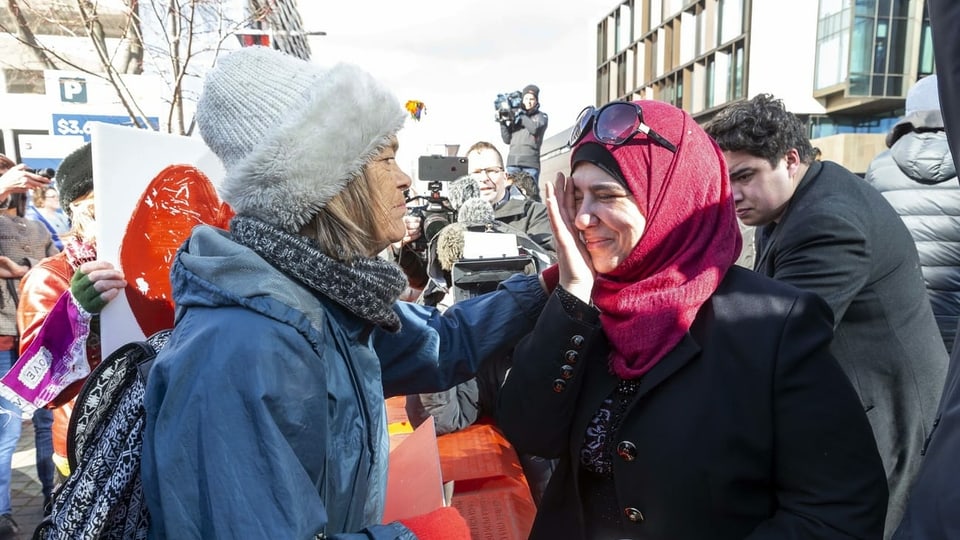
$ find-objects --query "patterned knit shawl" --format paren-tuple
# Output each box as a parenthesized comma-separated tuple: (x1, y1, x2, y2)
(230, 216, 407, 332)
(572, 101, 742, 379)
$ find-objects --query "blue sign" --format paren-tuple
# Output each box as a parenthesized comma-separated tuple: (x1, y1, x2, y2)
(51, 114, 160, 142)
(59, 77, 87, 103)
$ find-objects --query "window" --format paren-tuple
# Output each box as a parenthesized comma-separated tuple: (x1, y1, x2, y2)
(3, 69, 44, 94)
(719, 0, 743, 44)
(815, 0, 852, 89)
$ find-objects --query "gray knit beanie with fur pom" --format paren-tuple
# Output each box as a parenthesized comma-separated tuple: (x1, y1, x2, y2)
(196, 46, 406, 233)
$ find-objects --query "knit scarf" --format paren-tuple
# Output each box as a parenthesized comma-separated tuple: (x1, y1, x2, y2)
(62, 234, 98, 271)
(230, 216, 406, 332)
(572, 101, 742, 380)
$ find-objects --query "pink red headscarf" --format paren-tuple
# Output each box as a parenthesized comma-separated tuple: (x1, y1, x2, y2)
(572, 100, 741, 379)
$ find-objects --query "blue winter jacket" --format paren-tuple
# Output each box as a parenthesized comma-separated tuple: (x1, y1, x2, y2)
(141, 225, 547, 539)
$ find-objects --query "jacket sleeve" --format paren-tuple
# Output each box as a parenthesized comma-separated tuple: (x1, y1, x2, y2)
(375, 273, 547, 397)
(17, 263, 71, 355)
(143, 315, 418, 540)
(519, 111, 548, 138)
(498, 291, 602, 457)
(746, 291, 888, 539)
(929, 0, 960, 171)
(500, 121, 513, 145)
(769, 210, 870, 324)
(406, 380, 481, 436)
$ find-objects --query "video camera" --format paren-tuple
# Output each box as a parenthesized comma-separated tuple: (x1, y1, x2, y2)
(493, 91, 522, 123)
(406, 155, 469, 251)
(26, 167, 56, 179)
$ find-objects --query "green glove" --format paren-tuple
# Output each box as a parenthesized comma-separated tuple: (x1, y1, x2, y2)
(71, 267, 108, 314)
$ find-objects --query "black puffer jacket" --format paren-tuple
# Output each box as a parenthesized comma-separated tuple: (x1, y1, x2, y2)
(866, 112, 960, 352)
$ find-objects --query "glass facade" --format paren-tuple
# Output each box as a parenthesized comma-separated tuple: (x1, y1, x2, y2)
(809, 112, 901, 137)
(594, 0, 746, 112)
(816, 0, 925, 96)
(596, 0, 926, 119)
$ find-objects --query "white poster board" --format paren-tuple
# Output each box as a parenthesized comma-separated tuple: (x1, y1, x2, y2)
(89, 122, 226, 356)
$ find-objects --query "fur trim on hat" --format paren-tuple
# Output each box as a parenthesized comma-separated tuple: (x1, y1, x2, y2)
(56, 142, 94, 218)
(198, 48, 406, 233)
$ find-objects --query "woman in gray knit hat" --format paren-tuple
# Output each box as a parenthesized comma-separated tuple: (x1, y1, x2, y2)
(140, 47, 548, 539)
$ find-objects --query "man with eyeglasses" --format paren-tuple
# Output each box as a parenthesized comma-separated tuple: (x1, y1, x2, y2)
(466, 141, 555, 258)
(705, 94, 948, 539)
(500, 85, 548, 202)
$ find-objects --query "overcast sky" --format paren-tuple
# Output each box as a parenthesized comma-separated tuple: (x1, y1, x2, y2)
(299, 1, 614, 174)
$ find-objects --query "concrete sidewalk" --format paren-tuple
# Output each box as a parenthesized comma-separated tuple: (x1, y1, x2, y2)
(10, 420, 45, 538)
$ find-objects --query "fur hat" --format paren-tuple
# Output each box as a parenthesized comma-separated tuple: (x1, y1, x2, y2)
(56, 142, 94, 218)
(196, 47, 406, 233)
(522, 84, 540, 100)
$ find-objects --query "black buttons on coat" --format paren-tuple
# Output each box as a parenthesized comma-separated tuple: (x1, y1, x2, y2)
(617, 441, 637, 461)
(552, 335, 585, 392)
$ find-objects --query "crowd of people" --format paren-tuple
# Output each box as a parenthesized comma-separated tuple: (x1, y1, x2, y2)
(0, 33, 957, 539)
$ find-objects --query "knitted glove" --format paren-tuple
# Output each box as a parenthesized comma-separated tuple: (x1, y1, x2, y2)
(70, 267, 108, 314)
(397, 506, 471, 539)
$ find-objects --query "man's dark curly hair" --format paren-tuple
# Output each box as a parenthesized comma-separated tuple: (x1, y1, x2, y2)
(704, 94, 814, 168)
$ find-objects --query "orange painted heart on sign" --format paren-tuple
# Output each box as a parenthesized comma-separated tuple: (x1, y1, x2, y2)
(120, 164, 234, 337)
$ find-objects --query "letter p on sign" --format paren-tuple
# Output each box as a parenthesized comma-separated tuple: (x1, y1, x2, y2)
(59, 77, 87, 103)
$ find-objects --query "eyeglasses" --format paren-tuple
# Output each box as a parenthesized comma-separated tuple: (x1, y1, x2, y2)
(569, 101, 677, 153)
(471, 167, 504, 179)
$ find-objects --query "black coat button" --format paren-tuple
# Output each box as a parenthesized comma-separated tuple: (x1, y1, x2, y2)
(624, 507, 644, 522)
(617, 441, 637, 461)
(560, 364, 574, 380)
(564, 350, 579, 364)
(570, 335, 585, 349)
(552, 379, 566, 393)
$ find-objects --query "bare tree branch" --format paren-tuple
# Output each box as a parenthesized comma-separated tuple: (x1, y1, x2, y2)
(6, 0, 58, 69)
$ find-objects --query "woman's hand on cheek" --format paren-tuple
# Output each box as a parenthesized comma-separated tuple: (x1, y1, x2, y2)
(545, 172, 594, 303)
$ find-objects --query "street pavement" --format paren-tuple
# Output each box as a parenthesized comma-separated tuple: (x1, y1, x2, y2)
(10, 420, 45, 538)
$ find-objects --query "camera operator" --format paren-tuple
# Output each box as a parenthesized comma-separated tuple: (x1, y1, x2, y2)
(500, 85, 548, 201)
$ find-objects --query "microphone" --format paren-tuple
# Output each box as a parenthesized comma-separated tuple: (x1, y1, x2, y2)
(436, 224, 465, 271)
(446, 175, 482, 209)
(456, 197, 495, 224)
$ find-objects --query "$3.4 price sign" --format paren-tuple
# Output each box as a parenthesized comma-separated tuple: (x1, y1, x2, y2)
(52, 114, 159, 141)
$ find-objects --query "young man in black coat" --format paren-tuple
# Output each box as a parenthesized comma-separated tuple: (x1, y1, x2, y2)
(706, 94, 949, 539)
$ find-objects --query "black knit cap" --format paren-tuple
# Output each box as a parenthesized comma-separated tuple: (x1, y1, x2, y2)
(523, 84, 540, 99)
(56, 142, 94, 217)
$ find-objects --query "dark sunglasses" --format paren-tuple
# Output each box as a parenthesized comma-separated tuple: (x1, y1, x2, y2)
(569, 101, 677, 153)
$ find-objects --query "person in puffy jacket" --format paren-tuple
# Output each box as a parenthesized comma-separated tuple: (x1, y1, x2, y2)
(865, 74, 960, 353)
(141, 47, 549, 540)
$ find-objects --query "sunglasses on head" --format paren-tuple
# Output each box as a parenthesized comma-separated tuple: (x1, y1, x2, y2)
(569, 101, 677, 153)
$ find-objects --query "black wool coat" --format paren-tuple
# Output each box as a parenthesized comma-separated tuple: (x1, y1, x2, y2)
(754, 160, 949, 537)
(499, 267, 888, 539)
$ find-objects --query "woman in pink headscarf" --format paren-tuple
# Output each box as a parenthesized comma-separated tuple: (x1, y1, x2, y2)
(498, 100, 888, 539)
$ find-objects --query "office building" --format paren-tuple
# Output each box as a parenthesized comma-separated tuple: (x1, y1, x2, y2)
(542, 0, 934, 179)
